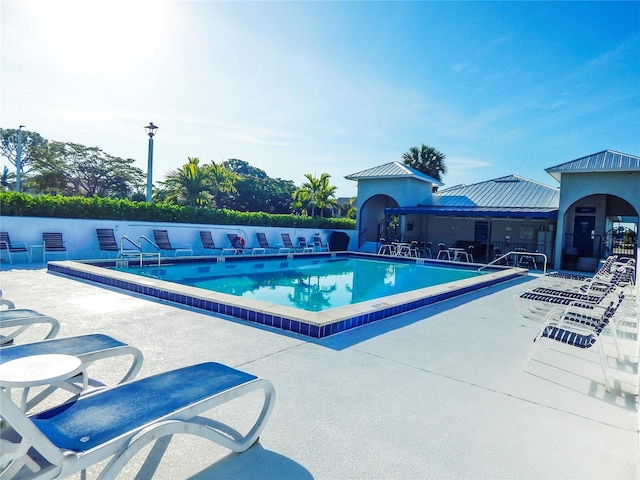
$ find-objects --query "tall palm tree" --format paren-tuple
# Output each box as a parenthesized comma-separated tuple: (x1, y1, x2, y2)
(293, 173, 339, 217)
(158, 157, 214, 207)
(402, 144, 447, 181)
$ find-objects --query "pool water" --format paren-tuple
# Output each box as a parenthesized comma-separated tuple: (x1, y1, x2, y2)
(115, 257, 482, 312)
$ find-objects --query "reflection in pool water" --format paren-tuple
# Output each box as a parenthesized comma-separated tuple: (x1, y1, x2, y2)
(116, 257, 482, 312)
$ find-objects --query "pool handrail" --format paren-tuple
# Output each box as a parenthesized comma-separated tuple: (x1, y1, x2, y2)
(116, 236, 161, 267)
(120, 235, 140, 252)
(138, 235, 158, 250)
(479, 251, 547, 274)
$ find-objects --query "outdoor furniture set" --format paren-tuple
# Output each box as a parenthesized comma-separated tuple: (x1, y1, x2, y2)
(0, 293, 276, 479)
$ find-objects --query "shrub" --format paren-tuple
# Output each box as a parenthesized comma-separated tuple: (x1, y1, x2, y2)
(0, 192, 355, 229)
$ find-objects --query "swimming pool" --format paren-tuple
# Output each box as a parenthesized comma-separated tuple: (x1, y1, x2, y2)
(112, 256, 485, 312)
(48, 253, 526, 338)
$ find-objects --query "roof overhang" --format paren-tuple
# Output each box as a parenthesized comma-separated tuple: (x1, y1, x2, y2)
(384, 206, 558, 219)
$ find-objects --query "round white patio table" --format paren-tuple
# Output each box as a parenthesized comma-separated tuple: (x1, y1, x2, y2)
(0, 354, 86, 412)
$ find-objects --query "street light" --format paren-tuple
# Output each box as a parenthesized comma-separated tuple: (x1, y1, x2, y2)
(16, 125, 25, 193)
(144, 122, 158, 202)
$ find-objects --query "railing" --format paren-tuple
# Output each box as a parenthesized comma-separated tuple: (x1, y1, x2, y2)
(358, 227, 368, 248)
(479, 251, 547, 274)
(117, 235, 160, 267)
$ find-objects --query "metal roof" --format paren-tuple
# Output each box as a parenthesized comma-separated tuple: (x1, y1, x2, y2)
(545, 150, 640, 182)
(432, 174, 559, 209)
(384, 175, 559, 219)
(345, 161, 443, 186)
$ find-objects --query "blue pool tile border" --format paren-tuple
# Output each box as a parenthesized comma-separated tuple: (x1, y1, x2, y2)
(48, 258, 523, 339)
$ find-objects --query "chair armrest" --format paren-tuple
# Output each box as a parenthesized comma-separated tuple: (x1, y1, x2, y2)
(0, 314, 60, 345)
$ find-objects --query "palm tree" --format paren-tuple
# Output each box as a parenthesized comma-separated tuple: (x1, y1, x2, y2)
(0, 165, 15, 190)
(402, 144, 447, 181)
(207, 161, 239, 207)
(293, 173, 339, 217)
(157, 157, 214, 207)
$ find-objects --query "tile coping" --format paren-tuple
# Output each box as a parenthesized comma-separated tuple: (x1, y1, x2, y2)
(47, 253, 527, 338)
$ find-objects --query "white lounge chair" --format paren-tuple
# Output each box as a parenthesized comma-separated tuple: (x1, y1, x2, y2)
(0, 334, 143, 412)
(0, 309, 61, 346)
(0, 289, 15, 310)
(522, 297, 624, 392)
(0, 362, 275, 479)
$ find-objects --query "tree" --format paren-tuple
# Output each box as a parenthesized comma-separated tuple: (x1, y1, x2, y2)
(30, 141, 145, 198)
(156, 158, 239, 208)
(292, 173, 339, 218)
(339, 197, 357, 219)
(156, 157, 215, 207)
(0, 166, 15, 191)
(401, 144, 447, 181)
(218, 159, 296, 213)
(208, 161, 239, 207)
(0, 128, 48, 189)
(223, 158, 267, 179)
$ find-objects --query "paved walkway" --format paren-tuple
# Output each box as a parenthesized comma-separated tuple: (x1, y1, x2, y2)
(1, 264, 638, 479)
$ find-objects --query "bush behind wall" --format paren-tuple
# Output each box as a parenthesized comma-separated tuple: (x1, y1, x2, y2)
(0, 192, 356, 229)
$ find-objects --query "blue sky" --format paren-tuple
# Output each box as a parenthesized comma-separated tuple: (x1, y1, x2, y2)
(2, 1, 639, 197)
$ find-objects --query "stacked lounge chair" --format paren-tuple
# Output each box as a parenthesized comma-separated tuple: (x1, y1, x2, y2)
(522, 294, 626, 392)
(514, 263, 635, 318)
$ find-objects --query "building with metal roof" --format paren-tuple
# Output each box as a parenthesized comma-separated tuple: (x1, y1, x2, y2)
(544, 150, 639, 270)
(346, 150, 638, 270)
(545, 150, 640, 182)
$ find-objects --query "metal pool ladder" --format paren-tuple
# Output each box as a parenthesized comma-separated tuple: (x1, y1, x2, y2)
(117, 236, 161, 267)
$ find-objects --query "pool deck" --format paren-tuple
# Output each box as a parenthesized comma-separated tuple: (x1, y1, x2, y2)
(1, 262, 639, 479)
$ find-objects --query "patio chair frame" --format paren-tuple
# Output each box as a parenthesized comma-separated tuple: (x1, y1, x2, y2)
(0, 232, 31, 264)
(0, 362, 275, 479)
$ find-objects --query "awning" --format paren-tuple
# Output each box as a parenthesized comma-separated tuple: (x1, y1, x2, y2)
(384, 206, 558, 219)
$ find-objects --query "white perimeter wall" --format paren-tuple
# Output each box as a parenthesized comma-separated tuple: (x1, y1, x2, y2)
(0, 216, 356, 262)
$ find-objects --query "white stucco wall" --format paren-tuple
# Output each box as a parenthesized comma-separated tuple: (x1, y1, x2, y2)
(356, 177, 432, 208)
(553, 171, 640, 269)
(0, 216, 356, 263)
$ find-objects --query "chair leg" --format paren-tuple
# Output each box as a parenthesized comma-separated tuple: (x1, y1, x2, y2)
(597, 340, 611, 392)
(521, 330, 544, 372)
(436, 251, 445, 260)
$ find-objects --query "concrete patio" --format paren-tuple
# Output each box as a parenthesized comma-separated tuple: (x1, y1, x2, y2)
(1, 262, 638, 479)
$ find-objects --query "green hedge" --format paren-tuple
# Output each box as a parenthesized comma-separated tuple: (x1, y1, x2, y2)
(0, 192, 356, 230)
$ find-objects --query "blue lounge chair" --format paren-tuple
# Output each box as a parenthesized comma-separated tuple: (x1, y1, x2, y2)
(0, 362, 275, 479)
(0, 334, 143, 412)
(0, 309, 60, 346)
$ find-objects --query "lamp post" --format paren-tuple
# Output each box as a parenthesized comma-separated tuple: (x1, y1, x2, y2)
(16, 125, 25, 193)
(144, 122, 158, 202)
